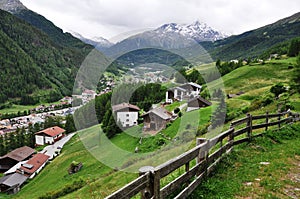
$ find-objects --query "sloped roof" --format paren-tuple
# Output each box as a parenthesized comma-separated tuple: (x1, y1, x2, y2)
(112, 103, 140, 112)
(188, 96, 212, 106)
(185, 82, 202, 89)
(19, 153, 50, 175)
(168, 86, 187, 92)
(35, 126, 65, 137)
(142, 107, 172, 120)
(0, 146, 35, 162)
(0, 173, 28, 187)
(82, 89, 96, 94)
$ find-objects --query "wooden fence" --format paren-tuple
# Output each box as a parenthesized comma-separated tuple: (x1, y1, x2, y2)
(106, 111, 300, 199)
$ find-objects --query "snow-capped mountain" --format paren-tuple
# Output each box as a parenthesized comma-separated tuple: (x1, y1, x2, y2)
(70, 31, 114, 50)
(155, 21, 228, 42)
(0, 0, 27, 13)
(103, 21, 229, 57)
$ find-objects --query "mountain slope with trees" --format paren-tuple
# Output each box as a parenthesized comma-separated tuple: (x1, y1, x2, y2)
(0, 9, 93, 105)
(207, 12, 300, 60)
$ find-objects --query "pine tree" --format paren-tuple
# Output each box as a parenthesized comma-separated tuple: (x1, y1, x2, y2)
(65, 114, 76, 134)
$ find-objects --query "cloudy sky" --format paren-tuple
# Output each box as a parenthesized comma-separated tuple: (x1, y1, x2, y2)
(20, 0, 299, 42)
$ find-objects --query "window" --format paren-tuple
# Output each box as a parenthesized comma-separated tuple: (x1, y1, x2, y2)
(126, 114, 129, 117)
(126, 119, 129, 122)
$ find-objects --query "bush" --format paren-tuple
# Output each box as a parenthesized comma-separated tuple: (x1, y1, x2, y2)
(178, 112, 183, 117)
(174, 107, 180, 114)
(196, 123, 210, 136)
(38, 179, 85, 199)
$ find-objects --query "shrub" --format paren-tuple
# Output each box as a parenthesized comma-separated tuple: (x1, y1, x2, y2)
(178, 112, 183, 117)
(174, 107, 180, 114)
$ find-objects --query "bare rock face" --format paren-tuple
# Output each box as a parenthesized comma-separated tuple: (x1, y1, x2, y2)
(0, 0, 27, 13)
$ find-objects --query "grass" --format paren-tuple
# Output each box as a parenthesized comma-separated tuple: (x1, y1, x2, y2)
(0, 101, 61, 115)
(2, 58, 298, 198)
(8, 130, 136, 199)
(164, 101, 185, 112)
(189, 123, 300, 199)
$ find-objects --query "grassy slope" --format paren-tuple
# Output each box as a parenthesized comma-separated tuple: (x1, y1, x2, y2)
(6, 57, 299, 198)
(190, 123, 300, 199)
(7, 106, 212, 199)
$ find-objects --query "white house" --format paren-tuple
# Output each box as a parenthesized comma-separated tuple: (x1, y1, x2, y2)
(112, 103, 140, 128)
(35, 126, 65, 145)
(166, 82, 202, 103)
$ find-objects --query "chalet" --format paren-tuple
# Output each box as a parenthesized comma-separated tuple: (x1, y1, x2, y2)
(166, 82, 202, 103)
(112, 103, 140, 128)
(142, 107, 174, 131)
(35, 126, 65, 145)
(17, 153, 50, 179)
(187, 96, 212, 112)
(0, 146, 35, 172)
(0, 173, 28, 194)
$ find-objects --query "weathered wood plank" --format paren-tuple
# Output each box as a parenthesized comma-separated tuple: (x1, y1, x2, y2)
(252, 112, 286, 120)
(252, 123, 268, 130)
(209, 129, 234, 149)
(233, 127, 249, 137)
(105, 173, 150, 199)
(231, 117, 248, 127)
(207, 142, 232, 165)
(160, 161, 206, 198)
(252, 114, 268, 120)
(268, 120, 282, 127)
(173, 172, 206, 199)
(155, 142, 208, 178)
(233, 137, 249, 146)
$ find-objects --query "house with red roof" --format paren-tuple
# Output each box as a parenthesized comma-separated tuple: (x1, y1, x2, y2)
(17, 153, 50, 179)
(35, 126, 65, 145)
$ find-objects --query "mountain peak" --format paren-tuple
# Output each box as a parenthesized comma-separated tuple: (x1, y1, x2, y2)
(155, 21, 228, 42)
(0, 0, 27, 13)
(69, 31, 113, 50)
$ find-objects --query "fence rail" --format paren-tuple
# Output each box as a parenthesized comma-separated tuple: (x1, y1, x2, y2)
(105, 111, 299, 199)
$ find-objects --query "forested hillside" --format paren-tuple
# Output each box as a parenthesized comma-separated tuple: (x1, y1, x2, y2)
(206, 12, 300, 60)
(0, 9, 93, 105)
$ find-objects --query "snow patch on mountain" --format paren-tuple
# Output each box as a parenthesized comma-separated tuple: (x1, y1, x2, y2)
(155, 21, 229, 42)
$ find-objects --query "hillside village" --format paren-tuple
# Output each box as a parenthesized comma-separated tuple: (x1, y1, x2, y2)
(0, 79, 212, 194)
(0, 1, 299, 198)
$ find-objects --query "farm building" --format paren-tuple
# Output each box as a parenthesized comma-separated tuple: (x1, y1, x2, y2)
(142, 107, 174, 131)
(187, 96, 212, 112)
(0, 146, 35, 172)
(0, 173, 28, 194)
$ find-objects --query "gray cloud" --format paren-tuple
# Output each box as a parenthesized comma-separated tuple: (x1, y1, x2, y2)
(20, 0, 300, 40)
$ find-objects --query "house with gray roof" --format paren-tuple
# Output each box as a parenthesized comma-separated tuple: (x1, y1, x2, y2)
(0, 173, 28, 194)
(141, 107, 174, 131)
(187, 96, 212, 112)
(166, 82, 202, 103)
(0, 146, 35, 172)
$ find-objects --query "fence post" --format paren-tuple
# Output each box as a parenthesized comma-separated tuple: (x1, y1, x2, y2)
(265, 111, 269, 131)
(278, 112, 281, 129)
(196, 138, 207, 164)
(153, 169, 160, 199)
(247, 113, 252, 141)
(139, 166, 155, 199)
